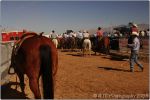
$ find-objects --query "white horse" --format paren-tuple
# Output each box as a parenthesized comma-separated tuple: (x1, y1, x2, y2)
(52, 38, 58, 48)
(82, 38, 91, 56)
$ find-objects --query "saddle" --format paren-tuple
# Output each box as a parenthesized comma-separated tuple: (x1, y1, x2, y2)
(14, 33, 37, 55)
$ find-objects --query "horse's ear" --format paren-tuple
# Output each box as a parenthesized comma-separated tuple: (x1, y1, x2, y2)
(39, 32, 44, 36)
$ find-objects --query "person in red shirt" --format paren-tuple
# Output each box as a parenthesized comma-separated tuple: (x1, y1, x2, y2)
(97, 27, 103, 37)
(96, 27, 103, 41)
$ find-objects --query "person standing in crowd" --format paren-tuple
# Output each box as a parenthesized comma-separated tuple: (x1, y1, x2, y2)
(141, 31, 145, 37)
(128, 23, 138, 44)
(72, 32, 77, 38)
(146, 29, 149, 37)
(103, 31, 109, 37)
(77, 31, 83, 39)
(49, 30, 52, 38)
(127, 24, 143, 72)
(69, 31, 73, 38)
(51, 30, 58, 48)
(63, 32, 68, 38)
(96, 27, 104, 41)
(96, 27, 104, 49)
(77, 31, 83, 50)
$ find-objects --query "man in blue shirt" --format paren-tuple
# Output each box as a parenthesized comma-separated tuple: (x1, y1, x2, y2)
(127, 32, 143, 72)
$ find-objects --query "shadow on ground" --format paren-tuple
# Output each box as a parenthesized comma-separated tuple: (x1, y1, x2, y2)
(109, 53, 129, 61)
(1, 81, 29, 99)
(66, 53, 83, 57)
(98, 66, 130, 72)
(98, 66, 141, 72)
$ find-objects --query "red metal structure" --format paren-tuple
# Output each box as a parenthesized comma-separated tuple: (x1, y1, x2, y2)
(1, 31, 23, 42)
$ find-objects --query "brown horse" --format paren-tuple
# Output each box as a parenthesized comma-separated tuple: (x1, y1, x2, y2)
(102, 36, 110, 54)
(69, 37, 76, 51)
(9, 31, 58, 99)
(91, 36, 110, 55)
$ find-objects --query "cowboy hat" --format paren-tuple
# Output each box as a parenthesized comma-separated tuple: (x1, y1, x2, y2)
(132, 31, 139, 36)
(83, 30, 87, 33)
(132, 24, 138, 27)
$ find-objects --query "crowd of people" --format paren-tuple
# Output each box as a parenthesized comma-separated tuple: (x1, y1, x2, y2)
(48, 23, 149, 51)
(47, 22, 147, 72)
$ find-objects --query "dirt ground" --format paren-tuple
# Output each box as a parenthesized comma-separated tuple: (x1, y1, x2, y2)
(1, 50, 149, 99)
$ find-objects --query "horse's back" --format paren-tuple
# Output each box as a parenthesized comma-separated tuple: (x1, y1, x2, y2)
(22, 35, 56, 51)
(24, 35, 57, 59)
(20, 35, 58, 75)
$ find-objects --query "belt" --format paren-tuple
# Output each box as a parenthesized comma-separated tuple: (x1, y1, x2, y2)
(84, 37, 89, 39)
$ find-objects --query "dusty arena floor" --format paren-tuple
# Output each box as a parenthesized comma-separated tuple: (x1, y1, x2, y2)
(1, 50, 149, 99)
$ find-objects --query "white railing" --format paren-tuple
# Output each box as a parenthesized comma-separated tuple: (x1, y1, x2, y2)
(1, 41, 14, 80)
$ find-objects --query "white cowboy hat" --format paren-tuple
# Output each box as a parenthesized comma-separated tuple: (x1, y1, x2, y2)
(83, 30, 87, 33)
(133, 24, 138, 27)
(132, 31, 139, 36)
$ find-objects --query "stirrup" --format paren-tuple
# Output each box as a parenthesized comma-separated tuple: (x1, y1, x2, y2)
(8, 67, 15, 75)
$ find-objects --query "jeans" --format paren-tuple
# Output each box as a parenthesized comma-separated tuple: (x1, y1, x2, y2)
(130, 50, 143, 70)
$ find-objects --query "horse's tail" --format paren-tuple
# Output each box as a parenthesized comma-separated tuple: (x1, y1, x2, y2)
(40, 45, 53, 99)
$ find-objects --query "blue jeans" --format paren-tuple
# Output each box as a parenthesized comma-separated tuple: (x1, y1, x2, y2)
(130, 50, 143, 70)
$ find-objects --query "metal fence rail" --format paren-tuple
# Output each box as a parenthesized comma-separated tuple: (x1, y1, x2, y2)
(1, 41, 14, 81)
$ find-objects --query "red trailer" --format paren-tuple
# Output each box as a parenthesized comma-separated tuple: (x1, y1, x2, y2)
(1, 31, 23, 42)
(18, 31, 23, 38)
(1, 32, 10, 41)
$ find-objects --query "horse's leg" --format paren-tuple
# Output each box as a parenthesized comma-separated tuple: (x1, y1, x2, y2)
(106, 38, 110, 55)
(29, 77, 41, 99)
(86, 49, 88, 56)
(89, 49, 91, 56)
(104, 45, 109, 55)
(94, 47, 97, 55)
(103, 44, 106, 54)
(107, 45, 110, 55)
(17, 72, 25, 94)
(83, 49, 85, 56)
(89, 41, 91, 56)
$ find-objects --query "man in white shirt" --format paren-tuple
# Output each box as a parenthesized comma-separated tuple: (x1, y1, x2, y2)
(50, 30, 58, 48)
